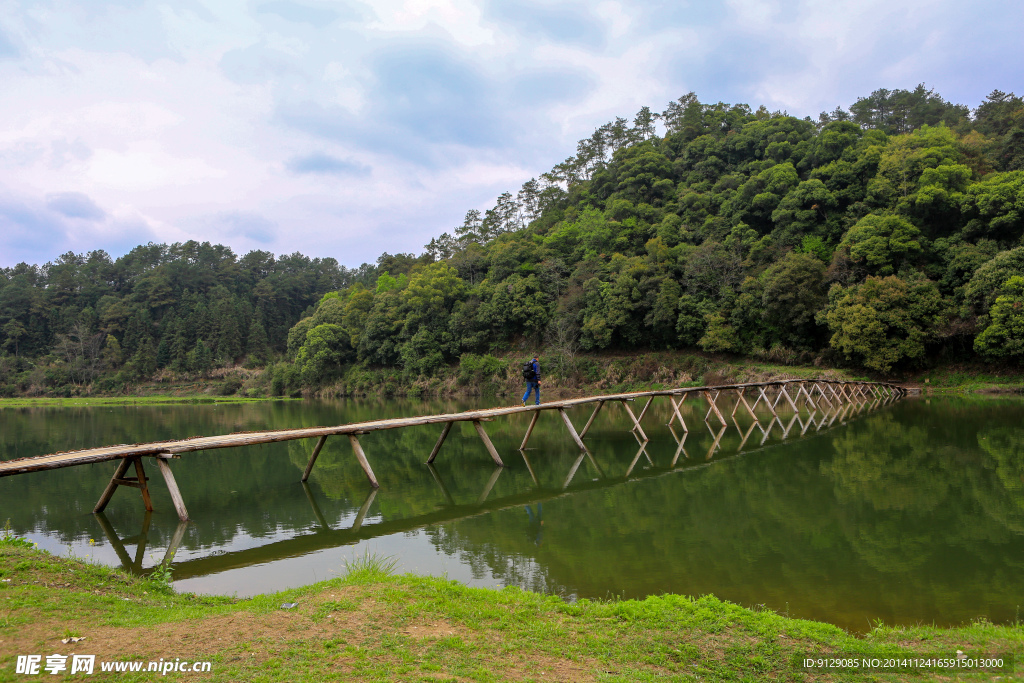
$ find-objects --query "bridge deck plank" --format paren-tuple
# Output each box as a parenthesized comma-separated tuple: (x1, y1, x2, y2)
(0, 380, 902, 477)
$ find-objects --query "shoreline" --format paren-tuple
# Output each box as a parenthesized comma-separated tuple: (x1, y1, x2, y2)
(1, 542, 1021, 681)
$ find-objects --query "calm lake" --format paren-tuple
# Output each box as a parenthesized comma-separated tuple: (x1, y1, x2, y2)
(2, 394, 1023, 633)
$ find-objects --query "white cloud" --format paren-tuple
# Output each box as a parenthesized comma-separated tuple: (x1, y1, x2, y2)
(0, 0, 1020, 268)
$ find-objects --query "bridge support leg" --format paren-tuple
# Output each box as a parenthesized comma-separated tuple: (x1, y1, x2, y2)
(559, 408, 587, 450)
(155, 457, 190, 521)
(579, 401, 604, 439)
(520, 412, 540, 450)
(427, 422, 453, 463)
(94, 458, 131, 514)
(620, 400, 649, 441)
(349, 435, 380, 487)
(702, 391, 728, 428)
(473, 421, 505, 467)
(94, 457, 153, 514)
(302, 435, 329, 482)
(668, 394, 688, 431)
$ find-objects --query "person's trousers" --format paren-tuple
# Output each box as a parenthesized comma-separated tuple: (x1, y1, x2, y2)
(522, 381, 540, 405)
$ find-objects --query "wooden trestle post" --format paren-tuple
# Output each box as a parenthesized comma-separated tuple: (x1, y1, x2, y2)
(702, 391, 728, 427)
(302, 435, 329, 482)
(558, 408, 587, 450)
(619, 400, 649, 441)
(93, 458, 131, 514)
(348, 434, 380, 487)
(520, 412, 541, 450)
(93, 456, 154, 514)
(579, 401, 604, 439)
(667, 394, 688, 431)
(473, 421, 505, 467)
(427, 422, 453, 463)
(155, 456, 190, 521)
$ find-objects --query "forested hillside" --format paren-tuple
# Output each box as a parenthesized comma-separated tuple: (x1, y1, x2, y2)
(2, 86, 1023, 396)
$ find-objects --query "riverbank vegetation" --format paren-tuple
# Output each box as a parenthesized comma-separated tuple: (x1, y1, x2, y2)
(1, 540, 1021, 682)
(2, 86, 1024, 399)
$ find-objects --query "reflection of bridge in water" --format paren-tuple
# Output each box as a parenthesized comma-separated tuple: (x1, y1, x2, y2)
(0, 379, 904, 524)
(88, 380, 904, 579)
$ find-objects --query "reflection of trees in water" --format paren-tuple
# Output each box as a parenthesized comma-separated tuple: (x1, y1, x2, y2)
(973, 427, 1024, 538)
(426, 523, 562, 595)
(7, 397, 1024, 628)
(428, 400, 1024, 628)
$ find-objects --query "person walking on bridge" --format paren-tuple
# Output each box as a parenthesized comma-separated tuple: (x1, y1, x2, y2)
(521, 356, 541, 406)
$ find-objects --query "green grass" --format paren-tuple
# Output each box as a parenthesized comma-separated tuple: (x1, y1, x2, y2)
(913, 367, 1024, 393)
(0, 395, 296, 408)
(2, 542, 1022, 681)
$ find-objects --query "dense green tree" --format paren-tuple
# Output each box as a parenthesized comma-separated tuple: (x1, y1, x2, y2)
(824, 276, 946, 372)
(839, 214, 923, 275)
(9, 86, 1024, 394)
(973, 276, 1024, 360)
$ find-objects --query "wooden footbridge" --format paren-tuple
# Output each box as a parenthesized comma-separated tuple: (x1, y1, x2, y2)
(0, 379, 904, 524)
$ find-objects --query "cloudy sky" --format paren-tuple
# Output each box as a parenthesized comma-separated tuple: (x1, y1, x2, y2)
(0, 0, 1020, 269)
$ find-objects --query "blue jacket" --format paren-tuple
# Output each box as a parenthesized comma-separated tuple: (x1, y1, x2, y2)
(531, 359, 540, 381)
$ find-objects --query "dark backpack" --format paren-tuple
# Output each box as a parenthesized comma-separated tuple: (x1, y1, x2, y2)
(522, 360, 536, 381)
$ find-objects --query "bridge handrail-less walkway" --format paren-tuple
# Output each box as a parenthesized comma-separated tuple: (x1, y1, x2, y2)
(0, 378, 904, 522)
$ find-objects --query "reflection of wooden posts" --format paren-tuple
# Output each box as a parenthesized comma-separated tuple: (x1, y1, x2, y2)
(669, 425, 689, 466)
(473, 421, 505, 467)
(427, 423, 453, 463)
(302, 481, 331, 530)
(563, 452, 587, 489)
(93, 510, 136, 571)
(426, 463, 455, 505)
(95, 510, 188, 575)
(583, 448, 605, 479)
(579, 401, 604, 439)
(302, 435, 329, 482)
(477, 467, 503, 504)
(350, 489, 377, 532)
(624, 441, 649, 477)
(780, 413, 799, 439)
(519, 412, 540, 450)
(705, 424, 726, 460)
(162, 520, 188, 566)
(519, 450, 540, 487)
(736, 418, 758, 450)
(799, 413, 814, 436)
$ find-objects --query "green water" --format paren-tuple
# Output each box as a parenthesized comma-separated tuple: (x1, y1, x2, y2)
(1, 395, 1023, 633)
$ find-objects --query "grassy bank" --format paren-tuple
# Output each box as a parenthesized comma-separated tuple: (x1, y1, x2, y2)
(306, 351, 876, 402)
(1, 542, 1021, 682)
(6, 350, 1024, 404)
(0, 395, 296, 408)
